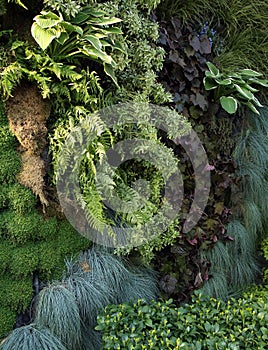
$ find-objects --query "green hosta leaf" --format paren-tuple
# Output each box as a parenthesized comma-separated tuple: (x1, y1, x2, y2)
(252, 96, 263, 108)
(206, 62, 219, 77)
(56, 31, 69, 45)
(89, 17, 122, 26)
(217, 78, 232, 86)
(245, 101, 260, 115)
(240, 69, 263, 77)
(234, 84, 254, 100)
(104, 63, 118, 86)
(34, 11, 61, 28)
(249, 78, 268, 87)
(244, 83, 259, 92)
(31, 23, 58, 50)
(84, 35, 102, 51)
(203, 77, 218, 90)
(79, 46, 112, 64)
(61, 22, 83, 35)
(220, 96, 238, 114)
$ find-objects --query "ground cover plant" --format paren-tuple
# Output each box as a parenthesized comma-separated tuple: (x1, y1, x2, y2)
(97, 289, 268, 349)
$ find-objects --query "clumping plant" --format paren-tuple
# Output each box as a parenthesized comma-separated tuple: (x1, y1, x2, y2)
(97, 290, 268, 349)
(34, 284, 82, 350)
(63, 274, 111, 324)
(0, 324, 67, 350)
(204, 62, 268, 114)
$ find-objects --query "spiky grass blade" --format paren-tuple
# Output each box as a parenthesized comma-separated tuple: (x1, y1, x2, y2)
(118, 271, 158, 303)
(64, 275, 111, 325)
(78, 248, 130, 301)
(0, 324, 67, 350)
(34, 284, 81, 350)
(80, 326, 102, 350)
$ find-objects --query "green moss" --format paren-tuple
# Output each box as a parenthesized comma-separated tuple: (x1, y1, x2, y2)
(0, 148, 21, 184)
(0, 308, 16, 340)
(0, 276, 33, 313)
(7, 183, 37, 214)
(10, 244, 39, 278)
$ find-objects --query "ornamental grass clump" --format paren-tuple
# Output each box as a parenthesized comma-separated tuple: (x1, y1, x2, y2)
(0, 324, 67, 350)
(34, 284, 81, 350)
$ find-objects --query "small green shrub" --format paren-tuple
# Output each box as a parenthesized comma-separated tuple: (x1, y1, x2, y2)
(97, 291, 268, 349)
(0, 324, 68, 350)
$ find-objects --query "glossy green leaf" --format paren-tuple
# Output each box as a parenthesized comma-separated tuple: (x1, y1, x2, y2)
(84, 35, 102, 51)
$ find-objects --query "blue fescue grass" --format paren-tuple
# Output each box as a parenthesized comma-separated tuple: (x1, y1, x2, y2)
(34, 284, 81, 350)
(0, 324, 67, 350)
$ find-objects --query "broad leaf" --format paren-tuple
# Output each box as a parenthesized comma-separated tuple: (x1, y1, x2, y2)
(31, 23, 57, 50)
(234, 84, 253, 100)
(79, 46, 112, 64)
(206, 62, 219, 77)
(34, 12, 61, 29)
(240, 69, 262, 77)
(104, 63, 118, 86)
(61, 22, 83, 35)
(84, 35, 102, 50)
(220, 96, 238, 114)
(252, 96, 263, 108)
(203, 77, 218, 90)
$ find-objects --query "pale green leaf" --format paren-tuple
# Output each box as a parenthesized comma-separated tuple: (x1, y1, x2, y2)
(206, 62, 219, 76)
(234, 84, 254, 100)
(31, 23, 57, 50)
(84, 35, 102, 50)
(220, 96, 238, 114)
(34, 12, 61, 28)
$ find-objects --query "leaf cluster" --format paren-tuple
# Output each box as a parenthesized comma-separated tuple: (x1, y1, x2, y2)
(204, 62, 268, 114)
(97, 290, 268, 349)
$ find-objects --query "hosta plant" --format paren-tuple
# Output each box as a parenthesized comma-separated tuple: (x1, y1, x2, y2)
(204, 62, 268, 114)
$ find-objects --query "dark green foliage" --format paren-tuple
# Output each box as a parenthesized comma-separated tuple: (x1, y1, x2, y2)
(0, 308, 16, 340)
(0, 276, 33, 313)
(158, 1, 268, 79)
(0, 324, 68, 350)
(7, 183, 37, 214)
(97, 290, 268, 349)
(0, 147, 21, 183)
(35, 284, 81, 350)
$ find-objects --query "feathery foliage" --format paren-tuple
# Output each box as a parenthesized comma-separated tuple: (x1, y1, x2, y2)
(0, 325, 67, 350)
(35, 284, 82, 350)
